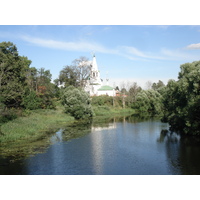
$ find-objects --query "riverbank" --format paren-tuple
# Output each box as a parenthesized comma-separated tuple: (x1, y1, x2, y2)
(93, 105, 135, 116)
(0, 108, 74, 144)
(0, 105, 135, 144)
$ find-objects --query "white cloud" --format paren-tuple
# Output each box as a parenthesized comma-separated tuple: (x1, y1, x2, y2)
(20, 35, 118, 54)
(1, 30, 198, 62)
(186, 43, 200, 49)
(21, 35, 200, 62)
(120, 46, 166, 60)
(161, 48, 199, 60)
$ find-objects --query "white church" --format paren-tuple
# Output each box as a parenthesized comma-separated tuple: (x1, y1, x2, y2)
(84, 54, 116, 97)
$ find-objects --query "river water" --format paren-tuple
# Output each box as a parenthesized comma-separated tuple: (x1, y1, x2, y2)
(1, 115, 200, 175)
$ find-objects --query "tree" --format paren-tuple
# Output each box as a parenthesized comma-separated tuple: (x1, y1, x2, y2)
(162, 61, 200, 135)
(35, 68, 55, 109)
(152, 80, 165, 91)
(132, 89, 163, 115)
(145, 81, 153, 90)
(22, 67, 56, 110)
(58, 56, 91, 89)
(72, 56, 91, 88)
(58, 65, 79, 87)
(61, 86, 94, 120)
(26, 67, 38, 92)
(128, 82, 142, 103)
(0, 41, 31, 108)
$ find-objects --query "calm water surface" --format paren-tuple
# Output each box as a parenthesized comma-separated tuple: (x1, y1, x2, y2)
(1, 116, 200, 175)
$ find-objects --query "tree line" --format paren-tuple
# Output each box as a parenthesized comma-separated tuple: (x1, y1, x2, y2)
(1, 41, 200, 135)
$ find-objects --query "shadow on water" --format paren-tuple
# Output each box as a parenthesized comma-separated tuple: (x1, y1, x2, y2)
(157, 130, 200, 175)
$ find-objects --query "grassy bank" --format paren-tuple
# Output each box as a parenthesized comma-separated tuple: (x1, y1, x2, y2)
(0, 104, 135, 158)
(93, 105, 135, 117)
(0, 108, 74, 144)
(0, 105, 134, 143)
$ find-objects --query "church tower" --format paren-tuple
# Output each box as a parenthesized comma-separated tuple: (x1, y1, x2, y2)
(90, 54, 101, 85)
(84, 54, 102, 96)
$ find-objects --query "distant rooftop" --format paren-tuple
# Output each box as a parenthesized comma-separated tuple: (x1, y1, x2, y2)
(98, 85, 114, 91)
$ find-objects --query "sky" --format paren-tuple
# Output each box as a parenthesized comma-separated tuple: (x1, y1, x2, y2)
(0, 25, 200, 88)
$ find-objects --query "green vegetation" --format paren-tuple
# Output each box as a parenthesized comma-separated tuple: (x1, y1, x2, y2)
(0, 42, 56, 124)
(162, 61, 200, 135)
(1, 40, 200, 142)
(0, 106, 74, 144)
(61, 86, 94, 120)
(55, 56, 91, 88)
(132, 89, 163, 116)
(91, 95, 135, 116)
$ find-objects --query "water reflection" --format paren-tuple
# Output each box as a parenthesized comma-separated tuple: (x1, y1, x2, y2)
(1, 115, 200, 175)
(157, 130, 200, 175)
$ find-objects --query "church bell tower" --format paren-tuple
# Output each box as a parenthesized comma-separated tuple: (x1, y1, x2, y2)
(90, 54, 101, 85)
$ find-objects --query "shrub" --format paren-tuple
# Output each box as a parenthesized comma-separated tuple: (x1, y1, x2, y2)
(61, 86, 94, 120)
(91, 95, 113, 106)
(21, 90, 42, 110)
(132, 89, 163, 115)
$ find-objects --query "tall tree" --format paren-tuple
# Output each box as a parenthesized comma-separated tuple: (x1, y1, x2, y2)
(0, 41, 31, 108)
(58, 56, 91, 88)
(72, 56, 91, 88)
(162, 61, 200, 135)
(58, 65, 79, 87)
(152, 80, 165, 91)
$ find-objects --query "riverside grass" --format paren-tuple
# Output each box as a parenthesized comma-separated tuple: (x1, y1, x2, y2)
(93, 105, 135, 116)
(0, 108, 74, 144)
(0, 105, 134, 144)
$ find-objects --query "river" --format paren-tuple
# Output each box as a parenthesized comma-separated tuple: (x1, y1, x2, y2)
(1, 115, 200, 175)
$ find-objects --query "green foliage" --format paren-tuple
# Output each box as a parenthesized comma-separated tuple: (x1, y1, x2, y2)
(21, 90, 42, 110)
(0, 108, 74, 144)
(132, 89, 163, 115)
(58, 57, 90, 88)
(162, 61, 200, 135)
(0, 42, 31, 108)
(152, 80, 165, 91)
(91, 95, 113, 106)
(0, 108, 18, 125)
(58, 65, 79, 87)
(61, 86, 94, 120)
(0, 41, 58, 126)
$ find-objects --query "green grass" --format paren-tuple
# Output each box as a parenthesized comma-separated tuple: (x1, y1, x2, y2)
(92, 105, 135, 117)
(0, 104, 135, 158)
(0, 107, 74, 144)
(0, 104, 134, 144)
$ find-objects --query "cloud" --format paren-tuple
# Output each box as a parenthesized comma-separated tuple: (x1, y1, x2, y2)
(186, 43, 200, 49)
(161, 48, 199, 60)
(1, 30, 198, 62)
(21, 35, 199, 62)
(21, 35, 118, 54)
(121, 46, 166, 60)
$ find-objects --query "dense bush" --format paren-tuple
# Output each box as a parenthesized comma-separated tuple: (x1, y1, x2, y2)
(132, 89, 163, 115)
(91, 95, 113, 106)
(0, 109, 18, 125)
(61, 86, 94, 120)
(21, 90, 42, 110)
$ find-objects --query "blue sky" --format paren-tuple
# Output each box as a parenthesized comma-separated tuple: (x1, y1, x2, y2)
(0, 25, 200, 88)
